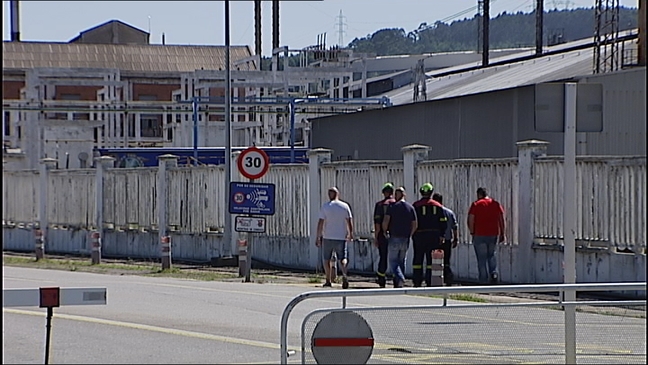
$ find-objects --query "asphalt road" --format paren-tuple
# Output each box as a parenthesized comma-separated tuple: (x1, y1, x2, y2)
(3, 267, 646, 364)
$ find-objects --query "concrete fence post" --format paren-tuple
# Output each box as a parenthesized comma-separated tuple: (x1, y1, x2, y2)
(93, 156, 114, 265)
(90, 231, 101, 265)
(36, 158, 57, 260)
(157, 154, 178, 270)
(161, 236, 171, 270)
(516, 140, 549, 283)
(308, 148, 332, 271)
(401, 144, 430, 275)
(34, 229, 44, 261)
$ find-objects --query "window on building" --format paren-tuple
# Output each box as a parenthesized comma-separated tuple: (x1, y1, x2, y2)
(60, 94, 82, 100)
(141, 115, 163, 138)
(138, 94, 158, 102)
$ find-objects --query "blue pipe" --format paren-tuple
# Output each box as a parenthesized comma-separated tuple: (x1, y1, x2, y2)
(180, 95, 391, 165)
(192, 97, 198, 166)
(289, 99, 295, 163)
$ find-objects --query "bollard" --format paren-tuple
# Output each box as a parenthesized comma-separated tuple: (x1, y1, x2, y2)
(34, 229, 44, 260)
(238, 239, 248, 277)
(430, 249, 444, 286)
(90, 231, 101, 265)
(161, 236, 171, 270)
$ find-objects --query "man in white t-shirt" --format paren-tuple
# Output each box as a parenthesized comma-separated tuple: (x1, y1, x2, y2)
(316, 187, 354, 289)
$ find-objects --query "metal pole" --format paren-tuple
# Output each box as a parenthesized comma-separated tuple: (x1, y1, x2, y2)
(10, 0, 20, 42)
(224, 0, 233, 257)
(535, 0, 544, 55)
(563, 83, 577, 365)
(44, 307, 53, 364)
(289, 99, 295, 163)
(192, 97, 198, 166)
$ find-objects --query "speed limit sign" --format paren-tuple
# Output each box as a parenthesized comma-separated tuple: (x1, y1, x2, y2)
(237, 146, 270, 180)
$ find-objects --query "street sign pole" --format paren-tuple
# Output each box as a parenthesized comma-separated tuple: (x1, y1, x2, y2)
(563, 82, 577, 365)
(245, 177, 254, 283)
(233, 146, 273, 282)
(224, 0, 233, 258)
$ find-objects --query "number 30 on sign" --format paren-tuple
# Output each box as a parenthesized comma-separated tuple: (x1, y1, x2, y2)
(237, 146, 270, 180)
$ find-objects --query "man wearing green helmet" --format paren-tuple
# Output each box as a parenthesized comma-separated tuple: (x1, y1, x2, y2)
(373, 182, 396, 288)
(412, 182, 448, 287)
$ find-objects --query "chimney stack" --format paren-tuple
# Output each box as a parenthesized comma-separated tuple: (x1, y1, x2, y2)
(10, 0, 20, 42)
(272, 0, 279, 50)
(535, 0, 544, 55)
(254, 0, 262, 56)
(482, 0, 490, 67)
(640, 0, 646, 66)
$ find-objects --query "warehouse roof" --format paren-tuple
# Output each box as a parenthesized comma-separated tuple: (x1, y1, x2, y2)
(383, 30, 638, 106)
(2, 41, 256, 72)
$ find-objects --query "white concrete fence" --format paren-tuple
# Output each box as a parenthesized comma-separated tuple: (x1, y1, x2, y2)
(2, 140, 646, 285)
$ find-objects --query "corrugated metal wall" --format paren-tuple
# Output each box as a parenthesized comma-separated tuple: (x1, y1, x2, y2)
(47, 170, 96, 228)
(416, 158, 519, 245)
(534, 156, 647, 249)
(312, 68, 646, 160)
(580, 68, 647, 155)
(250, 165, 309, 237)
(104, 168, 158, 229)
(320, 161, 404, 238)
(2, 170, 39, 224)
(2, 154, 644, 250)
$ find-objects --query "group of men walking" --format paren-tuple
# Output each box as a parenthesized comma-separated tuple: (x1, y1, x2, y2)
(316, 182, 505, 288)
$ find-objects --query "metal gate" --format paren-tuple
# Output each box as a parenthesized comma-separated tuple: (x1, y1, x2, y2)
(280, 283, 646, 364)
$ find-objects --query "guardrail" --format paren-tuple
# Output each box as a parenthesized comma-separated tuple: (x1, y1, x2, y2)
(280, 283, 646, 364)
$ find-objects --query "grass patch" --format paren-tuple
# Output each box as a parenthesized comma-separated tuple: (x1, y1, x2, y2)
(145, 268, 237, 281)
(447, 294, 488, 303)
(421, 293, 489, 303)
(308, 274, 323, 284)
(4, 255, 158, 273)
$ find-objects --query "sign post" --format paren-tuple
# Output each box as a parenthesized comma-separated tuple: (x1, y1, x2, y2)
(534, 82, 603, 365)
(231, 146, 273, 282)
(3, 287, 107, 364)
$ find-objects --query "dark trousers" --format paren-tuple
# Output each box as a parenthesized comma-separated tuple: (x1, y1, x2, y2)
(376, 234, 388, 286)
(443, 241, 454, 284)
(412, 232, 441, 287)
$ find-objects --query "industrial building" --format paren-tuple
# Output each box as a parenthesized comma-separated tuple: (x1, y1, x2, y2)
(309, 1, 646, 160)
(310, 32, 647, 160)
(4, 0, 645, 169)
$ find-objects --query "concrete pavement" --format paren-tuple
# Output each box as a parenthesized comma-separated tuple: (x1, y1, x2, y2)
(3, 266, 646, 364)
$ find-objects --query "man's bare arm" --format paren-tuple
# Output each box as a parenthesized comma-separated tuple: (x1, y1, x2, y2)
(316, 219, 325, 246)
(498, 213, 506, 242)
(346, 218, 354, 240)
(382, 215, 391, 234)
(467, 214, 475, 235)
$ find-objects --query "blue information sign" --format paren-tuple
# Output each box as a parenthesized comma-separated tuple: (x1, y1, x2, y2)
(229, 182, 276, 215)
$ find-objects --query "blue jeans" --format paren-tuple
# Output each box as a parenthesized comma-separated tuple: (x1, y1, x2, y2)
(388, 237, 409, 285)
(472, 236, 498, 283)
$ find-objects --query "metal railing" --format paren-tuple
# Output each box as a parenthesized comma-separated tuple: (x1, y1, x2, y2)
(280, 282, 646, 364)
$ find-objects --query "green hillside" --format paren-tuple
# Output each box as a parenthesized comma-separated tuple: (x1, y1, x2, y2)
(348, 7, 638, 55)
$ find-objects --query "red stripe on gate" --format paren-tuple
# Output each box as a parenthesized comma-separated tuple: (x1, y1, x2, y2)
(313, 338, 374, 347)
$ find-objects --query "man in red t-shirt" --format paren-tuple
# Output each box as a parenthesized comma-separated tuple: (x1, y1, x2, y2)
(467, 187, 505, 284)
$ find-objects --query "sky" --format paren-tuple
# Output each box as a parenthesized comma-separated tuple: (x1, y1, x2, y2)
(2, 0, 639, 55)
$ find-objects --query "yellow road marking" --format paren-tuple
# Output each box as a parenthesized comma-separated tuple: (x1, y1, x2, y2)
(541, 343, 634, 354)
(4, 308, 280, 350)
(3, 276, 56, 283)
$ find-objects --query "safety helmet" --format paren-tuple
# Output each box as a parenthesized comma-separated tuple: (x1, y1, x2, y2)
(419, 183, 434, 195)
(381, 182, 394, 193)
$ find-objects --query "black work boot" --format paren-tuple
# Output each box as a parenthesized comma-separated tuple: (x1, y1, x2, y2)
(376, 276, 386, 288)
